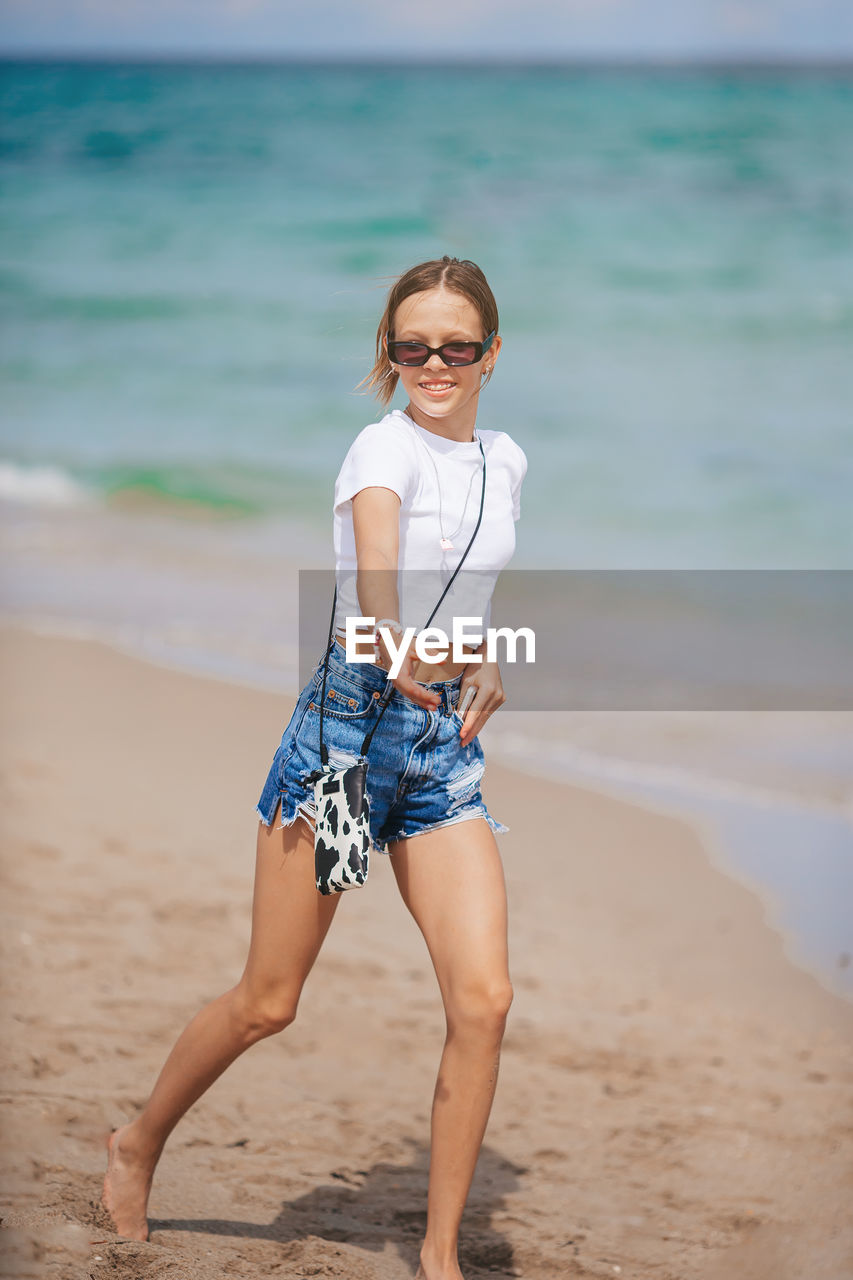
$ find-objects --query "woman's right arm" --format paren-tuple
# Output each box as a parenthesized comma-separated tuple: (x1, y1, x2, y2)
(351, 486, 440, 712)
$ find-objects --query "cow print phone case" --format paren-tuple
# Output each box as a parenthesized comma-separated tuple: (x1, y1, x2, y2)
(310, 435, 486, 894)
(312, 759, 370, 895)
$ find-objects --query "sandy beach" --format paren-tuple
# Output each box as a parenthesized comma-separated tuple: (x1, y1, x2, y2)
(1, 626, 851, 1280)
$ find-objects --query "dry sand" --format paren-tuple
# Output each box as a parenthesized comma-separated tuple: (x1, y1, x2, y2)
(1, 627, 851, 1280)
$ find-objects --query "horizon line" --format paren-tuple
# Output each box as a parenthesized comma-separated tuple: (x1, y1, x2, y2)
(1, 50, 852, 70)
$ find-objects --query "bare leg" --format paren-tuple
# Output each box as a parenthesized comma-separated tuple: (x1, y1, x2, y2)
(102, 816, 340, 1240)
(389, 819, 513, 1280)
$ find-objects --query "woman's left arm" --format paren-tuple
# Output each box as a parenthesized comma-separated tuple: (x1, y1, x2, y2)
(456, 640, 506, 747)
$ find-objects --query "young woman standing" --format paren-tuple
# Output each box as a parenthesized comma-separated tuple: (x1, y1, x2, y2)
(102, 256, 527, 1280)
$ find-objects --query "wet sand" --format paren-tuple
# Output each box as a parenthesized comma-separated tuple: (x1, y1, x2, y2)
(1, 626, 851, 1279)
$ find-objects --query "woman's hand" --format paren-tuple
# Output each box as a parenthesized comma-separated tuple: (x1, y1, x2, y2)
(375, 633, 442, 713)
(456, 654, 506, 746)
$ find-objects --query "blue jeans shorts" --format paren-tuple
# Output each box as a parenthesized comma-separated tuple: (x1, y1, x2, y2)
(255, 637, 508, 855)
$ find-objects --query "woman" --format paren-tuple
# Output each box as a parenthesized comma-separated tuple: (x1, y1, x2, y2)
(102, 256, 527, 1280)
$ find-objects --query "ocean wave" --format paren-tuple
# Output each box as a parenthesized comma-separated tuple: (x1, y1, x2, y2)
(0, 461, 91, 507)
(97, 464, 262, 516)
(0, 456, 331, 524)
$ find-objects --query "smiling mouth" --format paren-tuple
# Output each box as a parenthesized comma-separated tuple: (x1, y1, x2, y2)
(419, 381, 455, 391)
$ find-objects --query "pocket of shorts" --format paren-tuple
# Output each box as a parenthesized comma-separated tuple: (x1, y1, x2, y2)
(448, 707, 483, 749)
(449, 706, 468, 731)
(306, 679, 380, 721)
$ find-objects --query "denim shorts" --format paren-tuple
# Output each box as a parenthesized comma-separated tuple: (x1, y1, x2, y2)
(255, 637, 508, 855)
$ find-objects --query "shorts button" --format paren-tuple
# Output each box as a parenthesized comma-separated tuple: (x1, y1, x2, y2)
(328, 690, 336, 699)
(349, 698, 356, 708)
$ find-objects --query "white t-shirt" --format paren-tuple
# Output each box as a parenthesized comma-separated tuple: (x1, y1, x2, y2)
(333, 408, 527, 642)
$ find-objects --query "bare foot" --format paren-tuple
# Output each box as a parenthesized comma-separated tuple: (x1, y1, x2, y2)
(100, 1123, 153, 1241)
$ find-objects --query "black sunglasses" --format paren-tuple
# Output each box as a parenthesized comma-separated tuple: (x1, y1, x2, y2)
(386, 330, 496, 367)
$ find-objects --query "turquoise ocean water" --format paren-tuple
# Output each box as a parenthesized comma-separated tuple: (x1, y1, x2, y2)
(2, 60, 852, 567)
(2, 61, 852, 994)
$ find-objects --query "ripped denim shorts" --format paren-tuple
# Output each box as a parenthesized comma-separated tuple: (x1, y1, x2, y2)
(255, 636, 508, 855)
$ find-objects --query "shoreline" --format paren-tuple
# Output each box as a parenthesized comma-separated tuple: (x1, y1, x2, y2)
(7, 614, 852, 1002)
(2, 625, 852, 1279)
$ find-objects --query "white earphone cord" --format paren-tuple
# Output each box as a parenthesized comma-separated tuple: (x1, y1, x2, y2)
(409, 423, 484, 550)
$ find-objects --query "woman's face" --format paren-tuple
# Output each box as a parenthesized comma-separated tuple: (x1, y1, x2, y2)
(385, 286, 500, 437)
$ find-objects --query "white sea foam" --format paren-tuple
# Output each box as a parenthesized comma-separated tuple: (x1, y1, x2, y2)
(0, 462, 90, 507)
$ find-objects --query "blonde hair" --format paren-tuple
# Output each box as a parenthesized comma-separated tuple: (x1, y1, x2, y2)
(359, 256, 499, 406)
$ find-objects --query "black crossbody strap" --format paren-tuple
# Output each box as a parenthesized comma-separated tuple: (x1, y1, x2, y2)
(359, 434, 486, 756)
(317, 581, 339, 767)
(317, 434, 487, 766)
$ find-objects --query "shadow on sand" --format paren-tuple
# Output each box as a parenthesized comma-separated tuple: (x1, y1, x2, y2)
(149, 1136, 526, 1274)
